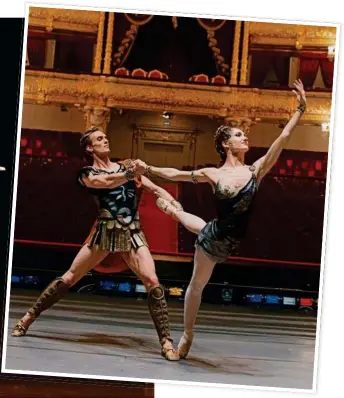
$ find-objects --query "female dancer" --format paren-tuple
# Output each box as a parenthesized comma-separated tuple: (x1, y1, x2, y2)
(134, 79, 306, 358)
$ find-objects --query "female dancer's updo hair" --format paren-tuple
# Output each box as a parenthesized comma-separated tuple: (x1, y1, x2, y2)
(214, 125, 233, 166)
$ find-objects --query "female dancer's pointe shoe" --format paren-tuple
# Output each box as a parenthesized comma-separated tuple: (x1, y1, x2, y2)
(156, 198, 183, 220)
(177, 333, 193, 359)
(161, 346, 180, 361)
(11, 320, 28, 337)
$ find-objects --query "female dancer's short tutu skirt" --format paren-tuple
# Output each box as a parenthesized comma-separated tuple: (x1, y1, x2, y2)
(195, 220, 240, 264)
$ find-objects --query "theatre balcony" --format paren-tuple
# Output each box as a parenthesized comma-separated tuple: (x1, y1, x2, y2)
(25, 8, 336, 125)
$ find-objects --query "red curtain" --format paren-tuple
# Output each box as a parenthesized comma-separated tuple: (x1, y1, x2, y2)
(320, 59, 334, 88)
(250, 54, 272, 86)
(250, 54, 290, 87)
(298, 58, 320, 89)
(272, 56, 290, 87)
(138, 183, 179, 254)
(55, 41, 94, 73)
(27, 37, 46, 68)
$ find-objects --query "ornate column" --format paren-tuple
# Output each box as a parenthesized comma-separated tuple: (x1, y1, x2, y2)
(93, 11, 106, 73)
(223, 117, 259, 135)
(239, 21, 250, 85)
(44, 39, 56, 69)
(103, 12, 115, 74)
(230, 20, 242, 85)
(289, 57, 300, 87)
(77, 105, 111, 133)
(321, 121, 330, 139)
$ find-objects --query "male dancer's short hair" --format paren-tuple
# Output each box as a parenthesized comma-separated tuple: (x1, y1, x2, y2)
(80, 127, 99, 156)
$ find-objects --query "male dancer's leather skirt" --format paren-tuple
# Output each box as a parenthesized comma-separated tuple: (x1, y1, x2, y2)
(85, 209, 148, 253)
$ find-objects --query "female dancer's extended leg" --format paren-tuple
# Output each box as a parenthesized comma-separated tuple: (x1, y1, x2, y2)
(156, 198, 206, 234)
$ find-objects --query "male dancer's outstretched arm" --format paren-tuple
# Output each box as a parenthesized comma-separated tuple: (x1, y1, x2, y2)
(80, 168, 134, 189)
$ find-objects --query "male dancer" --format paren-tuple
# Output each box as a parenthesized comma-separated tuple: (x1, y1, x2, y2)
(12, 127, 180, 361)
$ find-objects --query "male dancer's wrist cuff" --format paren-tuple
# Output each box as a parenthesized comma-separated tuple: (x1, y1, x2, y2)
(125, 169, 135, 180)
(145, 166, 152, 176)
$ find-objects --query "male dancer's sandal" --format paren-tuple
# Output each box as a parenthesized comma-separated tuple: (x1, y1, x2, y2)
(161, 346, 180, 361)
(11, 320, 28, 337)
(147, 284, 180, 362)
(11, 277, 69, 338)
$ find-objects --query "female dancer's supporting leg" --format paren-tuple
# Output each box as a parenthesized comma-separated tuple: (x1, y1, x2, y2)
(156, 198, 216, 358)
(179, 247, 216, 358)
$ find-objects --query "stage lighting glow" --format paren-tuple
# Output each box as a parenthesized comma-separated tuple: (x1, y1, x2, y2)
(246, 293, 263, 304)
(265, 295, 280, 304)
(23, 276, 40, 285)
(100, 280, 118, 291)
(221, 288, 233, 302)
(299, 298, 313, 307)
(118, 282, 132, 293)
(169, 287, 183, 297)
(283, 296, 296, 306)
(135, 284, 147, 293)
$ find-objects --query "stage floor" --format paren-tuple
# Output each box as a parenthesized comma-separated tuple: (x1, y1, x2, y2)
(4, 289, 317, 390)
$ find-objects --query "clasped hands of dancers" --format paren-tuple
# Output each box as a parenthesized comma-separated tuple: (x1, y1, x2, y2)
(12, 80, 306, 361)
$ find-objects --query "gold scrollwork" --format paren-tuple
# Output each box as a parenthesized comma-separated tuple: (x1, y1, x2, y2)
(197, 18, 226, 31)
(29, 7, 101, 33)
(223, 117, 259, 134)
(75, 104, 111, 132)
(124, 13, 153, 26)
(132, 125, 198, 167)
(249, 22, 337, 48)
(24, 70, 332, 125)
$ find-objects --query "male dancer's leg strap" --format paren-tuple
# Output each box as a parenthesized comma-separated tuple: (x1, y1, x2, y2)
(28, 277, 70, 318)
(131, 231, 148, 251)
(147, 284, 173, 345)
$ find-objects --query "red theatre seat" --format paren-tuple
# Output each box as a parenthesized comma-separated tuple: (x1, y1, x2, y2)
(211, 75, 227, 85)
(147, 69, 168, 80)
(189, 74, 209, 83)
(131, 68, 148, 78)
(114, 67, 130, 76)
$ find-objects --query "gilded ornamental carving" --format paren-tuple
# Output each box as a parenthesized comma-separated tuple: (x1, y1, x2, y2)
(249, 22, 337, 48)
(24, 70, 332, 125)
(132, 125, 198, 167)
(75, 105, 111, 132)
(29, 6, 101, 33)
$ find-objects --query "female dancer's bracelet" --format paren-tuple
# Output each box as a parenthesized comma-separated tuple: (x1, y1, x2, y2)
(191, 171, 198, 184)
(297, 104, 306, 114)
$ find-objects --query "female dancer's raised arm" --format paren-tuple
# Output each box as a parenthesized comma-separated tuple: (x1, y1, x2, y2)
(253, 79, 306, 183)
